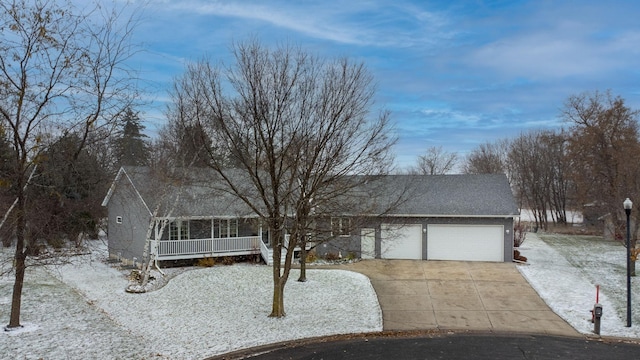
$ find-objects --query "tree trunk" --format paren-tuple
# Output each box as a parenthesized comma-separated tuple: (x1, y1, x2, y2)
(269, 227, 288, 317)
(270, 278, 286, 317)
(298, 241, 307, 283)
(8, 254, 26, 329)
(7, 194, 27, 329)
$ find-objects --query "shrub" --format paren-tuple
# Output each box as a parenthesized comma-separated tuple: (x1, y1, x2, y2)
(324, 252, 340, 261)
(128, 269, 143, 281)
(221, 256, 235, 265)
(513, 249, 527, 262)
(305, 251, 317, 263)
(196, 257, 216, 267)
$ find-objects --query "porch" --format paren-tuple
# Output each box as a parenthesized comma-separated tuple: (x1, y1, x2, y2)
(150, 235, 269, 261)
(150, 235, 298, 266)
(150, 217, 301, 266)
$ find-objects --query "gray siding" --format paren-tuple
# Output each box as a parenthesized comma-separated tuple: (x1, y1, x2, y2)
(107, 177, 151, 267)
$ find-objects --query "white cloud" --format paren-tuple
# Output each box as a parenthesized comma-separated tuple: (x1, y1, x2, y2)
(466, 7, 640, 80)
(155, 0, 452, 48)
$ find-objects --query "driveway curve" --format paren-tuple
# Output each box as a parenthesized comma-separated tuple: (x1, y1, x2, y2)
(338, 260, 579, 336)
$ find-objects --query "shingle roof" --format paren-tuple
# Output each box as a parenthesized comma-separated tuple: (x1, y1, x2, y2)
(108, 166, 259, 218)
(370, 174, 520, 217)
(104, 167, 519, 219)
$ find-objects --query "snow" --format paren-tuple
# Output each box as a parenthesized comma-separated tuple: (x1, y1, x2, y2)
(3, 233, 640, 359)
(1, 242, 381, 359)
(518, 232, 640, 338)
(519, 209, 584, 224)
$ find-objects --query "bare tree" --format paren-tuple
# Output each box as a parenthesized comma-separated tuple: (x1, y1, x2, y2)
(154, 118, 214, 169)
(564, 90, 640, 274)
(168, 40, 395, 317)
(543, 131, 571, 225)
(0, 0, 140, 329)
(409, 146, 458, 175)
(507, 130, 565, 230)
(463, 140, 509, 175)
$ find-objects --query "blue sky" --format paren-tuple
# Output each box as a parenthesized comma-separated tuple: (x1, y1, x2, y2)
(125, 0, 640, 168)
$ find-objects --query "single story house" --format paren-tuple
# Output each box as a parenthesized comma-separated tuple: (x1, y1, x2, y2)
(101, 166, 519, 267)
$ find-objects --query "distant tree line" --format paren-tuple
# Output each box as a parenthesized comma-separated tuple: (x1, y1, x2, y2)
(414, 90, 640, 256)
(468, 91, 638, 233)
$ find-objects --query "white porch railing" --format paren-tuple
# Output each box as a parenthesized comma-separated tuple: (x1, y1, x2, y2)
(153, 236, 261, 260)
(259, 237, 270, 264)
(149, 234, 302, 265)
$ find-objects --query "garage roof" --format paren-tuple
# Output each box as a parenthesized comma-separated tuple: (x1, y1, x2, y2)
(365, 173, 520, 217)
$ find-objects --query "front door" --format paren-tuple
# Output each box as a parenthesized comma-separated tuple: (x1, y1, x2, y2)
(361, 228, 375, 259)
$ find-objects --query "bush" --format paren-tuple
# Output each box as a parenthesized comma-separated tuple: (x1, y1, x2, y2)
(305, 251, 317, 263)
(196, 257, 216, 267)
(128, 269, 143, 281)
(221, 256, 235, 265)
(513, 249, 527, 262)
(324, 252, 340, 261)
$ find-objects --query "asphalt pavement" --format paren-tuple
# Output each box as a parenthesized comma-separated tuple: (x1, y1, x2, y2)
(209, 332, 640, 360)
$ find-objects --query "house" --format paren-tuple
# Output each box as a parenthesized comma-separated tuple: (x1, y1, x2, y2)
(101, 167, 519, 267)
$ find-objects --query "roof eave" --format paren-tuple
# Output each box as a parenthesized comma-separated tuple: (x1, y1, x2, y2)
(380, 213, 520, 218)
(101, 167, 126, 207)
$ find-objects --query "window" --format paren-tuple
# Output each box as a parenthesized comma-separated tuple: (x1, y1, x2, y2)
(219, 219, 228, 238)
(331, 217, 351, 237)
(213, 218, 239, 238)
(229, 218, 238, 237)
(116, 216, 123, 224)
(169, 220, 189, 240)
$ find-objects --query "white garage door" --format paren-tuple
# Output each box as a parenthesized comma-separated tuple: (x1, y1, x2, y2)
(380, 224, 422, 259)
(427, 225, 504, 262)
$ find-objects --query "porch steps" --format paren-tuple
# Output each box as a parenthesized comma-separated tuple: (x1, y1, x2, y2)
(264, 248, 286, 266)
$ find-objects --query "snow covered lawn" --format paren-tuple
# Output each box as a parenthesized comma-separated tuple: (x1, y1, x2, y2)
(518, 232, 640, 338)
(1, 242, 382, 359)
(4, 232, 639, 359)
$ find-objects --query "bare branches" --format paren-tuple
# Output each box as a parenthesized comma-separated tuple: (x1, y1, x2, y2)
(410, 146, 458, 175)
(0, 0, 141, 329)
(167, 39, 395, 317)
(463, 140, 509, 175)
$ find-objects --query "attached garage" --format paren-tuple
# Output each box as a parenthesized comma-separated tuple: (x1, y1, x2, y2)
(317, 174, 519, 263)
(427, 224, 505, 262)
(380, 224, 422, 259)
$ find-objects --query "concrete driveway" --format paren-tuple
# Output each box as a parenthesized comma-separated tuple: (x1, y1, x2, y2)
(338, 260, 579, 336)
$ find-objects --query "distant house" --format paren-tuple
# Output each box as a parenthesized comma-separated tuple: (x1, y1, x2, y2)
(101, 167, 519, 268)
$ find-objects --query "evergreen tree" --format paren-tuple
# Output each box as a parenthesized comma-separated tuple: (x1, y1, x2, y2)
(28, 133, 108, 248)
(113, 107, 151, 167)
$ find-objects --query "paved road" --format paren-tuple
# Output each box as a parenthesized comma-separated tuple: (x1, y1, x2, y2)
(209, 333, 640, 360)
